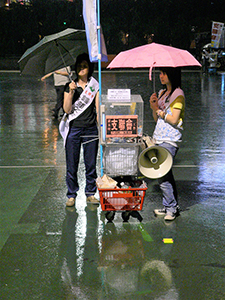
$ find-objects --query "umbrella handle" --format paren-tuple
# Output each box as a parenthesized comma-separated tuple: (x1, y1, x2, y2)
(153, 68, 155, 93)
(149, 62, 156, 93)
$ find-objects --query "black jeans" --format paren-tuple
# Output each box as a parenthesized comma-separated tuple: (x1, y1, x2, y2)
(65, 125, 99, 198)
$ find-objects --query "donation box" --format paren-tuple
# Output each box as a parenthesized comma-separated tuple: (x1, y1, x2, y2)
(100, 89, 144, 176)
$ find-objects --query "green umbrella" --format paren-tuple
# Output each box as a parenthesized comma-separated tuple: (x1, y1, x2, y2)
(18, 28, 87, 77)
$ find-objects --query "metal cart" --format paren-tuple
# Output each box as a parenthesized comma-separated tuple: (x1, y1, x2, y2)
(98, 90, 147, 222)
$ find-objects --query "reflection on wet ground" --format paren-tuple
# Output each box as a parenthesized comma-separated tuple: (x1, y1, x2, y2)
(0, 70, 225, 299)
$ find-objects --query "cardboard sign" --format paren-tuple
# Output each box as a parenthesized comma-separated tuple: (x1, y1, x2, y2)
(107, 89, 131, 101)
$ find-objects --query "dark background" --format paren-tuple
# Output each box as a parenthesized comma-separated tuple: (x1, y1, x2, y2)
(0, 0, 225, 68)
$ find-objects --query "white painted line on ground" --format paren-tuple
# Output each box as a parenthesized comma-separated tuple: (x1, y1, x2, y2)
(0, 165, 66, 168)
(0, 164, 198, 169)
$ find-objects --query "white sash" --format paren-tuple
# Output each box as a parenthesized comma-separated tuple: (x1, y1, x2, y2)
(59, 76, 99, 146)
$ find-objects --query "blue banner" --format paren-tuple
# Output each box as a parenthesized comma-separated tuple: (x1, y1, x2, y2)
(82, 0, 108, 62)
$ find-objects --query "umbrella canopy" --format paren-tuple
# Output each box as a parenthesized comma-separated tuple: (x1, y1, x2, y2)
(107, 42, 201, 80)
(18, 28, 87, 77)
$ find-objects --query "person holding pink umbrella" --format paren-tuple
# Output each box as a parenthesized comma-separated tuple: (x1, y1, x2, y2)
(149, 67, 185, 221)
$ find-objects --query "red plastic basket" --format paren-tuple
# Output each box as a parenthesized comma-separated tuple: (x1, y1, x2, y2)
(98, 186, 147, 211)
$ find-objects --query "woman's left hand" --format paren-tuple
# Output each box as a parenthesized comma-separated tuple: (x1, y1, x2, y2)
(69, 81, 77, 92)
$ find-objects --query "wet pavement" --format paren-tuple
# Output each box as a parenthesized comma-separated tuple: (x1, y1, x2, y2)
(0, 69, 225, 299)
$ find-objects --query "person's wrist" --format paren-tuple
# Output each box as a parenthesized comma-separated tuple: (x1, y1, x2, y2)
(156, 109, 162, 116)
(69, 87, 75, 93)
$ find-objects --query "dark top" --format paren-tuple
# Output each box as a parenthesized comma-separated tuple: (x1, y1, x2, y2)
(65, 80, 97, 128)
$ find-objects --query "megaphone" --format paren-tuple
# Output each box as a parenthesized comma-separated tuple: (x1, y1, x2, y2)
(138, 136, 173, 179)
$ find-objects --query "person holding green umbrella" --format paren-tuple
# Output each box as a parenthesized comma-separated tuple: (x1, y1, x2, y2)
(60, 53, 99, 207)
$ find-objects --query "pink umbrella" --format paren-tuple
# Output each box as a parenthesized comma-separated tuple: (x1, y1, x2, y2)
(107, 42, 201, 81)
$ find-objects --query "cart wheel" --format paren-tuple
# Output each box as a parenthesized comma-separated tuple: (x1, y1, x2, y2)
(105, 211, 115, 222)
(130, 211, 143, 222)
(122, 211, 130, 222)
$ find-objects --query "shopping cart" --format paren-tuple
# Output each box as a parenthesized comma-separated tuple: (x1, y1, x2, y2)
(98, 93, 147, 222)
(97, 182, 147, 222)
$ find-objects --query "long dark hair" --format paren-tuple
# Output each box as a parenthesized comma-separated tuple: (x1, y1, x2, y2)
(159, 67, 181, 96)
(74, 53, 94, 78)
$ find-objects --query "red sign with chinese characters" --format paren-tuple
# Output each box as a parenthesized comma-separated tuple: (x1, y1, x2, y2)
(106, 115, 138, 137)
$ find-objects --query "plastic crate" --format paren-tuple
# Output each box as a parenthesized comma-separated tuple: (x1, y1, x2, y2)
(98, 185, 147, 211)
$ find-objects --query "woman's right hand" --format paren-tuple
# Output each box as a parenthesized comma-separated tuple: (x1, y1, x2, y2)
(64, 81, 76, 114)
(69, 81, 77, 92)
(149, 93, 159, 111)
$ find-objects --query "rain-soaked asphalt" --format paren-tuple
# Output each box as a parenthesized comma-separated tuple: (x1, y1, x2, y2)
(0, 69, 225, 300)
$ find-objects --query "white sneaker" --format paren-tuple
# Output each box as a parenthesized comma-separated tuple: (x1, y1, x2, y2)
(164, 208, 179, 221)
(154, 208, 166, 216)
(164, 212, 176, 221)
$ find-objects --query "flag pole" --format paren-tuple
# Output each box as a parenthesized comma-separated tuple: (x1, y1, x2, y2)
(96, 0, 104, 176)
